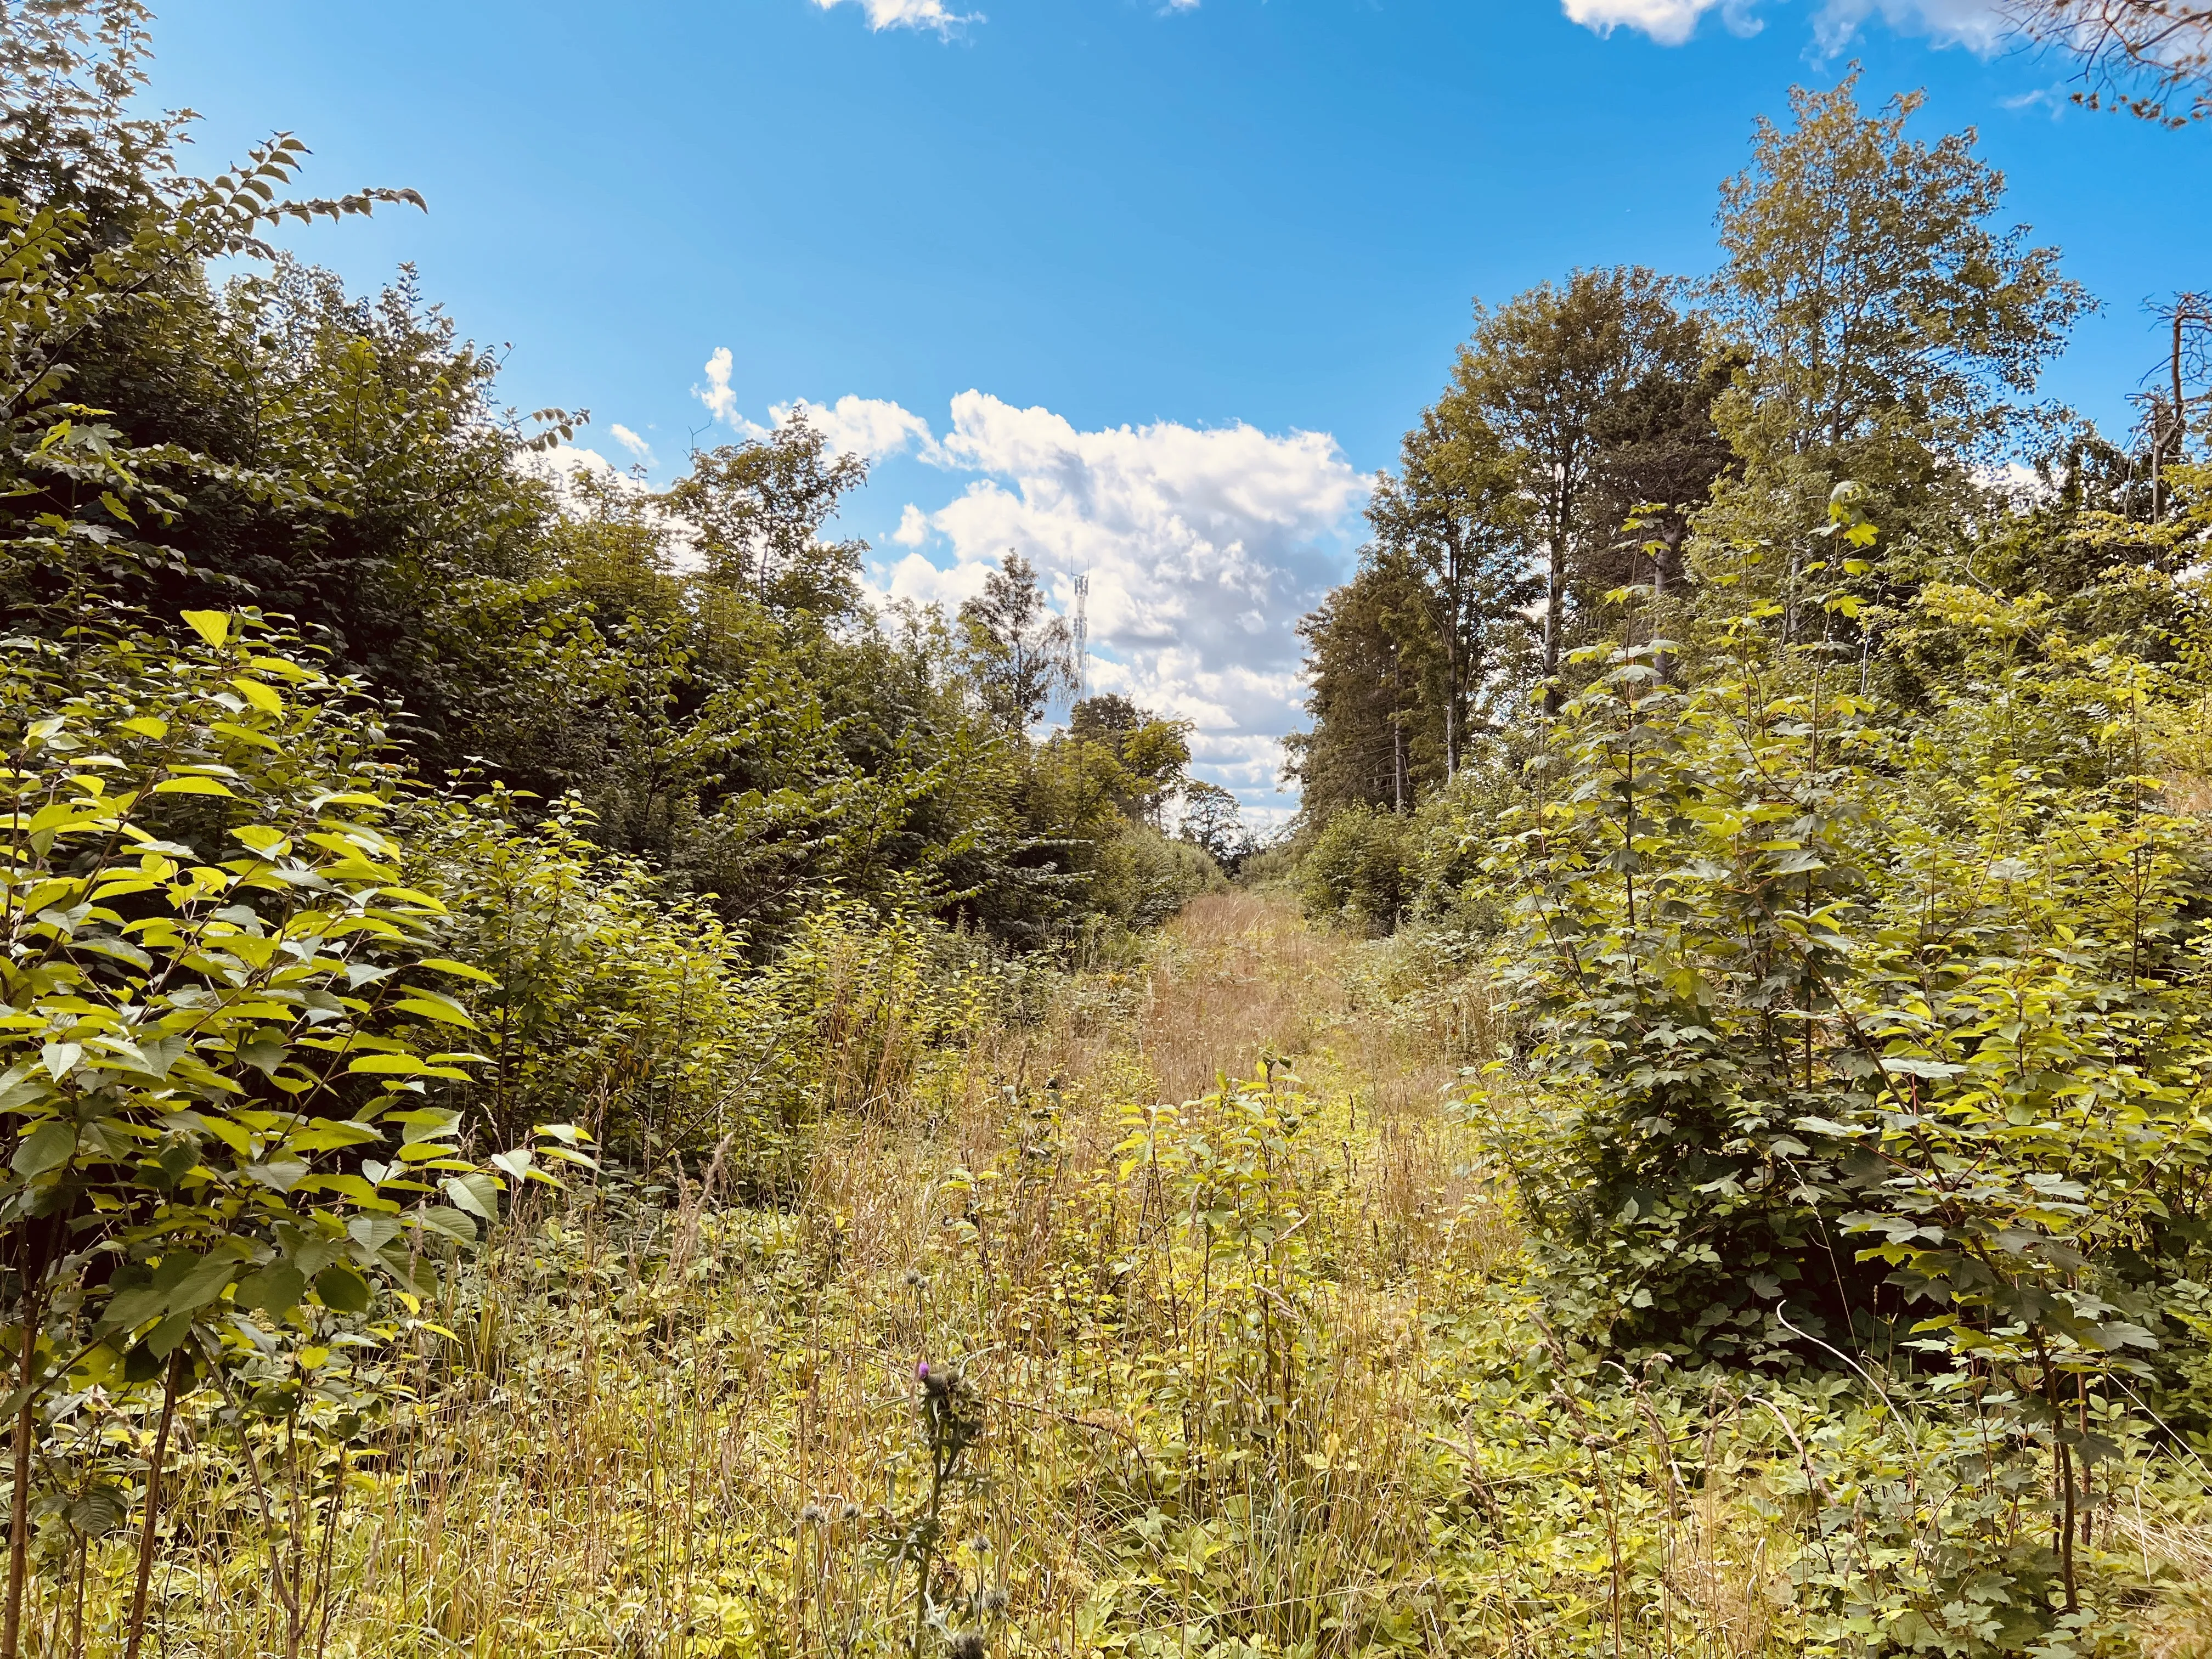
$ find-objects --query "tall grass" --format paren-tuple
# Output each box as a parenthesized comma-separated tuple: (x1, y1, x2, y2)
(29, 896, 2212, 1657)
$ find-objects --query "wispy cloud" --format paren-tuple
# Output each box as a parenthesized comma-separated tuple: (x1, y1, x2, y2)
(610, 424, 656, 466)
(809, 0, 979, 36)
(1809, 0, 2010, 53)
(1562, 0, 2009, 52)
(1999, 82, 2070, 114)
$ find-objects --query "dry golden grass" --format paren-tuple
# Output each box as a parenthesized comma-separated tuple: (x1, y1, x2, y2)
(50, 895, 1510, 1658)
(36, 895, 2212, 1658)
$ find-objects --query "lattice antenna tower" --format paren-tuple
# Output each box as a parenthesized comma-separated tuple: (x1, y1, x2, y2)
(1069, 571, 1090, 701)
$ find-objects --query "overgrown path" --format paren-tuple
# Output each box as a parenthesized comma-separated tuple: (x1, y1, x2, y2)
(128, 894, 1517, 1655)
(113, 896, 2212, 1656)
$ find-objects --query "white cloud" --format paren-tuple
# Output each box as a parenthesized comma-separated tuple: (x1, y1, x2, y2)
(695, 347, 743, 428)
(1810, 0, 2009, 53)
(1562, 0, 1730, 46)
(2000, 83, 2068, 114)
(680, 357, 1364, 811)
(1562, 0, 2007, 50)
(694, 353, 933, 461)
(874, 392, 1364, 811)
(878, 549, 995, 612)
(520, 443, 644, 512)
(778, 394, 936, 464)
(610, 424, 656, 466)
(810, 0, 978, 35)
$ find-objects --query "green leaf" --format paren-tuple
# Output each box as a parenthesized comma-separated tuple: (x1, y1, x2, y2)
(101, 1285, 168, 1333)
(165, 1253, 236, 1316)
(230, 677, 283, 714)
(415, 957, 498, 985)
(243, 1159, 309, 1193)
(69, 1485, 128, 1538)
(313, 1264, 372, 1314)
(414, 1207, 479, 1244)
(392, 995, 478, 1030)
(346, 1213, 402, 1252)
(182, 610, 231, 647)
(11, 1120, 76, 1177)
(346, 1054, 427, 1076)
(442, 1172, 501, 1223)
(234, 1262, 306, 1316)
(232, 825, 291, 855)
(151, 775, 235, 797)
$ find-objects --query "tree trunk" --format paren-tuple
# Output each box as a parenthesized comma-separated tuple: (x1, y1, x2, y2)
(1542, 534, 1566, 714)
(123, 1351, 185, 1659)
(3, 1286, 43, 1659)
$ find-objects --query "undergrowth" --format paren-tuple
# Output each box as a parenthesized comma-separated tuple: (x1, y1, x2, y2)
(29, 894, 2212, 1658)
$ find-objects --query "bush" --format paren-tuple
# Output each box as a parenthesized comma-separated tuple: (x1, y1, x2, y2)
(413, 788, 795, 1177)
(1235, 843, 1298, 890)
(1092, 823, 1223, 932)
(1483, 613, 2212, 1389)
(0, 611, 578, 1656)
(419, 794, 1022, 1189)
(1297, 804, 1413, 933)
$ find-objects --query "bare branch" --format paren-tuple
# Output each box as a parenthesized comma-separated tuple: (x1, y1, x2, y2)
(2003, 0, 2212, 124)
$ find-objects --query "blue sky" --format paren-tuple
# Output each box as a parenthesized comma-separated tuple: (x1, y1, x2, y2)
(154, 0, 2212, 821)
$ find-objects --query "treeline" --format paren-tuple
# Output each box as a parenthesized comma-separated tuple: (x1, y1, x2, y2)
(1286, 77, 2171, 839)
(1, 4, 1229, 964)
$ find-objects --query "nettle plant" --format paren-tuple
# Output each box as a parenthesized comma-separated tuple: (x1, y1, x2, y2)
(0, 611, 585, 1657)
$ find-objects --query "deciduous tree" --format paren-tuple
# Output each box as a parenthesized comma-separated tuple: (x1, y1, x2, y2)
(1451, 268, 1719, 706)
(660, 413, 870, 625)
(960, 552, 1075, 732)
(1712, 75, 2089, 473)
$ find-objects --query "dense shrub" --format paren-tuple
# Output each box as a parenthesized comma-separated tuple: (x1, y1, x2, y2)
(421, 792, 1036, 1188)
(1297, 803, 1413, 933)
(1092, 823, 1224, 932)
(1477, 605, 2212, 1395)
(0, 612, 582, 1655)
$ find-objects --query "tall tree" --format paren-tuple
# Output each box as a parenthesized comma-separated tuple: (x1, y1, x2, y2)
(1450, 267, 1717, 706)
(1069, 693, 1193, 825)
(960, 551, 1075, 731)
(1583, 337, 1742, 615)
(1283, 560, 1433, 817)
(1712, 75, 2090, 475)
(661, 412, 870, 625)
(1176, 780, 1248, 867)
(1366, 406, 1539, 759)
